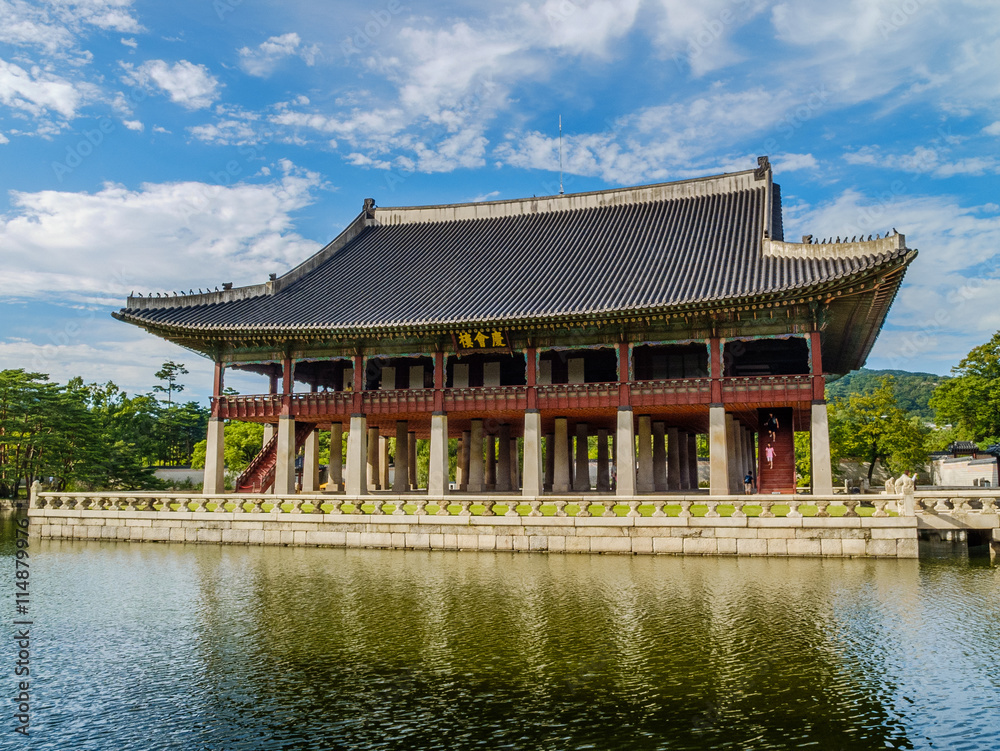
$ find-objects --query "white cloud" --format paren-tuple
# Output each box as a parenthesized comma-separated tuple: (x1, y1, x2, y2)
(0, 132, 9, 144)
(772, 152, 818, 171)
(122, 118, 143, 131)
(0, 0, 141, 60)
(0, 161, 323, 304)
(121, 37, 137, 48)
(0, 57, 86, 118)
(782, 188, 1000, 370)
(844, 145, 1000, 177)
(983, 121, 1000, 136)
(121, 59, 221, 109)
(237, 32, 320, 77)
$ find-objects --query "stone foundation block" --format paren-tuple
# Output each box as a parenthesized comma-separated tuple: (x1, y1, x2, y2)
(820, 539, 844, 557)
(866, 539, 897, 557)
(591, 536, 631, 553)
(872, 527, 917, 540)
(653, 537, 684, 554)
(767, 538, 787, 555)
(564, 536, 592, 553)
(222, 529, 250, 544)
(683, 538, 718, 555)
(631, 537, 653, 554)
(786, 539, 822, 556)
(716, 538, 737, 555)
(897, 539, 919, 558)
(737, 539, 768, 556)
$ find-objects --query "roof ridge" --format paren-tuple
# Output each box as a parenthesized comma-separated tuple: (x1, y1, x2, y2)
(373, 168, 764, 226)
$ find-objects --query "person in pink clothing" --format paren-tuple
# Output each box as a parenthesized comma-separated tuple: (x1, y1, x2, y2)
(764, 443, 775, 469)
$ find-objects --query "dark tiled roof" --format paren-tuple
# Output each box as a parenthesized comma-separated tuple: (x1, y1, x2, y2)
(117, 169, 911, 333)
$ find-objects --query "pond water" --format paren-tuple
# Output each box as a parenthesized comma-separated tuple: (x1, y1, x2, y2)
(2, 513, 999, 750)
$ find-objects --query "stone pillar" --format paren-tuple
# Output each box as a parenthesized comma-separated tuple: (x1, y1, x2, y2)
(509, 438, 520, 491)
(346, 415, 368, 495)
(574, 423, 590, 491)
(811, 401, 834, 494)
(552, 418, 570, 493)
(709, 406, 729, 496)
(378, 435, 390, 490)
(596, 428, 610, 491)
(203, 417, 225, 495)
(262, 422, 275, 448)
(408, 432, 418, 490)
(666, 427, 681, 491)
(543, 433, 555, 491)
(688, 432, 699, 490)
(428, 413, 449, 496)
(615, 408, 636, 496)
(485, 434, 497, 491)
(726, 415, 741, 494)
(678, 431, 690, 490)
(636, 415, 653, 492)
(393, 421, 408, 492)
(496, 424, 512, 492)
(459, 431, 471, 491)
(652, 421, 667, 492)
(567, 430, 575, 487)
(468, 419, 485, 493)
(328, 423, 343, 491)
(274, 416, 297, 495)
(302, 428, 320, 492)
(522, 411, 543, 497)
(366, 427, 379, 490)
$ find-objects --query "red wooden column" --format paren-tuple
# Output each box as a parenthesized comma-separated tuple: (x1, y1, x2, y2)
(352, 354, 364, 413)
(810, 330, 825, 400)
(617, 341, 630, 406)
(709, 337, 722, 403)
(211, 361, 224, 417)
(280, 357, 293, 416)
(434, 351, 445, 411)
(525, 347, 537, 410)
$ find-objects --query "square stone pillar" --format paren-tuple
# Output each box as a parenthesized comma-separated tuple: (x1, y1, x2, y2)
(496, 424, 512, 492)
(677, 431, 690, 489)
(380, 366, 396, 390)
(468, 419, 485, 492)
(408, 365, 424, 390)
(328, 423, 343, 491)
(378, 435, 390, 490)
(688, 432, 699, 490)
(262, 422, 275, 448)
(522, 411, 543, 497)
(393, 421, 409, 492)
(366, 427, 379, 489)
(483, 361, 501, 386)
(428, 413, 449, 496)
(726, 415, 741, 494)
(811, 401, 834, 494)
(274, 416, 297, 495)
(574, 423, 590, 491)
(636, 415, 653, 493)
(346, 414, 368, 496)
(596, 428, 610, 491)
(652, 421, 667, 491)
(709, 406, 729, 496)
(615, 408, 636, 496)
(453, 363, 470, 388)
(552, 417, 570, 493)
(666, 427, 681, 491)
(568, 358, 585, 384)
(203, 417, 225, 495)
(458, 431, 470, 491)
(509, 438, 520, 491)
(485, 433, 497, 490)
(408, 432, 418, 490)
(543, 433, 555, 491)
(567, 430, 575, 486)
(302, 428, 320, 492)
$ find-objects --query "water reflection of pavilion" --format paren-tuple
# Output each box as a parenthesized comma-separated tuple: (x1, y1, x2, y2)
(115, 158, 915, 498)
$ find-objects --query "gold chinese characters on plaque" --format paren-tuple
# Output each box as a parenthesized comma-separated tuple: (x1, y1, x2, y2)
(456, 329, 507, 351)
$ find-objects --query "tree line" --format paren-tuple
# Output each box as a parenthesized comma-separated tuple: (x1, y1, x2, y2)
(0, 362, 208, 499)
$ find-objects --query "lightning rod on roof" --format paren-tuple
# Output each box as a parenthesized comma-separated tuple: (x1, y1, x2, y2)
(558, 115, 564, 196)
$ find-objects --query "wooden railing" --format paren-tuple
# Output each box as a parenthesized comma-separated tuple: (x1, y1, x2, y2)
(212, 374, 825, 419)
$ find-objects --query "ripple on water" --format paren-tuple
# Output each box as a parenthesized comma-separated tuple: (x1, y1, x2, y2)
(2, 517, 998, 751)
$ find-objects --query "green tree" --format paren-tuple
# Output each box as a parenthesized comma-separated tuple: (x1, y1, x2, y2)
(153, 361, 189, 405)
(829, 375, 929, 483)
(192, 421, 266, 474)
(929, 331, 1000, 445)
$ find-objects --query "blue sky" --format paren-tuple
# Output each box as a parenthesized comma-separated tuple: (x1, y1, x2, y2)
(1, 0, 998, 402)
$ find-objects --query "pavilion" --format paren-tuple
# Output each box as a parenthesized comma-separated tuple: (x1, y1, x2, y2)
(114, 157, 916, 498)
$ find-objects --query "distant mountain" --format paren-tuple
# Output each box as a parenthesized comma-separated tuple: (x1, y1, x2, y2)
(826, 369, 948, 420)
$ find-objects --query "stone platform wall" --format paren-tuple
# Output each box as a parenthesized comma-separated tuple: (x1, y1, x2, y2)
(28, 508, 921, 558)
